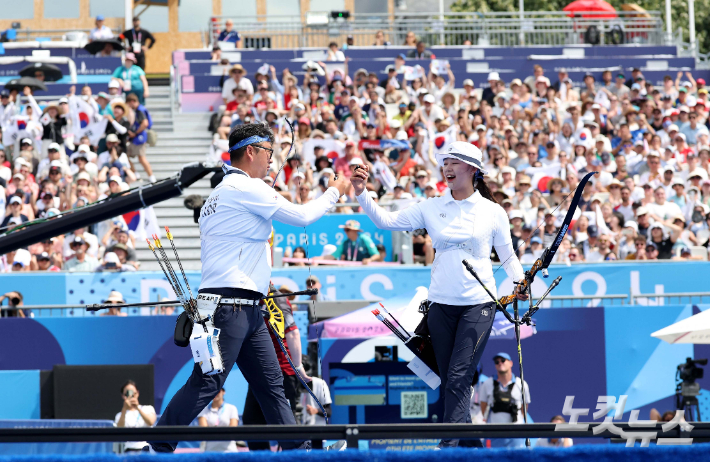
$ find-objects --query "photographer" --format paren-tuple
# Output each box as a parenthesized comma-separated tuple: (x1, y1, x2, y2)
(0, 291, 26, 318)
(479, 352, 531, 448)
(115, 380, 156, 453)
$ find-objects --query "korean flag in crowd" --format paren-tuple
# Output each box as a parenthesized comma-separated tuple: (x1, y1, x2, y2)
(122, 207, 161, 241)
(2, 116, 35, 146)
(68, 96, 106, 144)
(422, 124, 457, 158)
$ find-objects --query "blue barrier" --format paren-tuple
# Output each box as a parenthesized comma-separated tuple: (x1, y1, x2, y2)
(1, 306, 710, 451)
(0, 262, 709, 307)
(178, 44, 680, 62)
(183, 66, 705, 94)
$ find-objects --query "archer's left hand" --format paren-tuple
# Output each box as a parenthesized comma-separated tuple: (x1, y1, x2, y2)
(514, 283, 529, 301)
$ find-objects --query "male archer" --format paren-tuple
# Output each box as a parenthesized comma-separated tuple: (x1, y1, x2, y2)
(149, 123, 349, 452)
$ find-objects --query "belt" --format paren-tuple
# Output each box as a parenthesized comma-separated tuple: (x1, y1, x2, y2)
(218, 298, 260, 306)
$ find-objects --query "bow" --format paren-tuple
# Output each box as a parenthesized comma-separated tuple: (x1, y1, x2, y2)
(497, 171, 597, 307)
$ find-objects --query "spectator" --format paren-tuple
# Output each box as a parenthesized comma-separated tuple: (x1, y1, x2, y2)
(101, 290, 127, 316)
(121, 17, 156, 71)
(64, 236, 99, 272)
(89, 15, 114, 41)
(300, 357, 332, 426)
(125, 93, 156, 183)
(115, 380, 156, 452)
(221, 64, 254, 105)
(325, 220, 381, 264)
(407, 41, 432, 59)
(154, 297, 176, 316)
(404, 31, 418, 46)
(0, 291, 25, 318)
(35, 252, 61, 272)
(326, 42, 345, 61)
(2, 196, 28, 228)
(217, 19, 242, 48)
(480, 353, 530, 448)
(112, 54, 149, 104)
(197, 388, 240, 452)
(536, 416, 574, 447)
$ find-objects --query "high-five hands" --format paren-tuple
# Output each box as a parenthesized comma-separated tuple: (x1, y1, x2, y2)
(351, 165, 369, 196)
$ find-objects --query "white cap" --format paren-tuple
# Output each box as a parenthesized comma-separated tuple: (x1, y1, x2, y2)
(668, 124, 680, 132)
(21, 138, 32, 145)
(349, 157, 364, 166)
(509, 210, 524, 220)
(321, 168, 334, 175)
(475, 124, 487, 131)
(423, 94, 435, 103)
(78, 144, 91, 153)
(14, 158, 30, 168)
(108, 175, 122, 184)
(49, 159, 63, 168)
(636, 206, 649, 216)
(9, 196, 22, 205)
(48, 142, 61, 151)
(108, 80, 121, 89)
(435, 141, 487, 174)
(487, 72, 500, 81)
(395, 130, 408, 141)
(103, 252, 120, 264)
(14, 249, 31, 267)
(624, 221, 638, 231)
(463, 79, 474, 87)
(76, 171, 92, 182)
(292, 171, 305, 180)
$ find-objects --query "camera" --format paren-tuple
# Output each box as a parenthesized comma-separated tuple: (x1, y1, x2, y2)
(124, 389, 135, 398)
(10, 297, 20, 306)
(677, 357, 707, 397)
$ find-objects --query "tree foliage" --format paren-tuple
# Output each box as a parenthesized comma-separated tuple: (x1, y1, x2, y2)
(451, 0, 710, 53)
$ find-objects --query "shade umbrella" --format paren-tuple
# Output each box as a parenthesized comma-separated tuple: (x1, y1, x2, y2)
(18, 62, 63, 82)
(84, 39, 124, 55)
(621, 3, 652, 18)
(651, 309, 710, 344)
(4, 77, 48, 93)
(564, 0, 617, 19)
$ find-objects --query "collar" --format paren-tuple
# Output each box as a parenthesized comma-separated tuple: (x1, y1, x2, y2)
(222, 164, 251, 178)
(442, 189, 482, 205)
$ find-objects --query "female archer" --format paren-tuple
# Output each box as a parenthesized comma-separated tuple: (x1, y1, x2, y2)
(350, 141, 528, 448)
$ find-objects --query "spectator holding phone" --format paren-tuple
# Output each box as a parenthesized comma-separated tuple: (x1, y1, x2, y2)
(115, 380, 156, 453)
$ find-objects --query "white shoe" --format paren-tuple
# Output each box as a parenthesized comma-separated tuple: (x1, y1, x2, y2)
(149, 175, 157, 183)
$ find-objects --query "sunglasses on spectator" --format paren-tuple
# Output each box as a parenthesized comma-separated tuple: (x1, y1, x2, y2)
(494, 359, 507, 365)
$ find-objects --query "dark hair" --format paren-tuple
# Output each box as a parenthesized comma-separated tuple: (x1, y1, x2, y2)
(228, 123, 274, 165)
(125, 93, 139, 102)
(474, 172, 497, 204)
(120, 380, 136, 394)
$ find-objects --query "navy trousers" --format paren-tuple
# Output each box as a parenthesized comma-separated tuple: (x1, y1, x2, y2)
(427, 301, 496, 448)
(151, 288, 302, 451)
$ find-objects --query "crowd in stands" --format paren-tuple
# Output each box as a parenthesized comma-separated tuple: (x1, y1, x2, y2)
(207, 29, 710, 264)
(0, 53, 156, 272)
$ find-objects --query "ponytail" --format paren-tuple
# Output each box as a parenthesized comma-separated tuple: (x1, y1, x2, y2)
(472, 168, 497, 204)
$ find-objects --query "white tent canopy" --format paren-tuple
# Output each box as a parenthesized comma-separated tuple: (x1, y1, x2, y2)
(651, 309, 710, 344)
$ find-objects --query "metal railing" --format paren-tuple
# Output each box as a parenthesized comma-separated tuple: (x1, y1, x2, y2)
(631, 292, 710, 305)
(209, 11, 665, 49)
(532, 294, 629, 307)
(10, 27, 122, 42)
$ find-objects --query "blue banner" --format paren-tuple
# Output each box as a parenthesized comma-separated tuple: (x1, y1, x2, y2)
(272, 213, 392, 262)
(0, 261, 709, 308)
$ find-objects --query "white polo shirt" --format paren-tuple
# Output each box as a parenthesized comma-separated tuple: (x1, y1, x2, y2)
(200, 165, 340, 295)
(356, 189, 524, 306)
(197, 403, 239, 452)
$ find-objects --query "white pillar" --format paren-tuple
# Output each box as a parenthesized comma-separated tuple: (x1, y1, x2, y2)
(439, 0, 445, 45)
(519, 0, 525, 45)
(688, 0, 696, 57)
(665, 0, 672, 43)
(125, 0, 133, 31)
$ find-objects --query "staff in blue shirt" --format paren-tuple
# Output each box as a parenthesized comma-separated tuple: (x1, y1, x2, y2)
(329, 220, 381, 265)
(217, 19, 242, 48)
